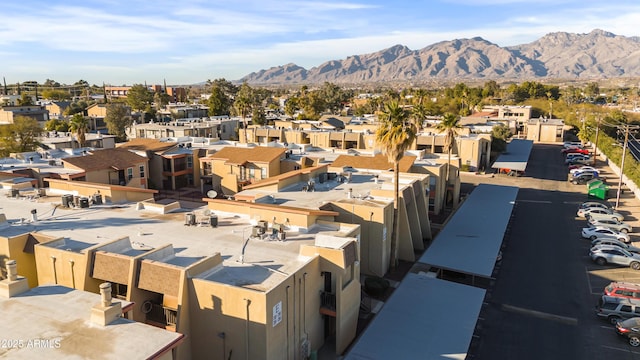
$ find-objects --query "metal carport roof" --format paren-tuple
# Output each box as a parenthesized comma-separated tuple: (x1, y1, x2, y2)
(417, 184, 518, 278)
(345, 274, 486, 360)
(491, 139, 533, 172)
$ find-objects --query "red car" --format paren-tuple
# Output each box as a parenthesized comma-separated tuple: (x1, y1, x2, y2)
(562, 147, 590, 155)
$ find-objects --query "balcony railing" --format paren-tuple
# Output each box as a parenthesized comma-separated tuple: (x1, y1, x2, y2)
(320, 291, 336, 317)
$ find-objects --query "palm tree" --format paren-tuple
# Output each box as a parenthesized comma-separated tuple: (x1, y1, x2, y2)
(375, 101, 418, 270)
(69, 113, 89, 148)
(436, 113, 462, 211)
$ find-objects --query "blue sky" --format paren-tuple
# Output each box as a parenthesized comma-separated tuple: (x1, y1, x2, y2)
(2, 0, 639, 86)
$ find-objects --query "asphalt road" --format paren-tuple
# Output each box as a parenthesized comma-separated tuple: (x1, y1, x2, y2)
(465, 143, 640, 360)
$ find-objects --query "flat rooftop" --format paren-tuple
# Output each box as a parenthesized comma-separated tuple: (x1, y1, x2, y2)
(0, 190, 355, 290)
(0, 284, 182, 359)
(237, 171, 429, 210)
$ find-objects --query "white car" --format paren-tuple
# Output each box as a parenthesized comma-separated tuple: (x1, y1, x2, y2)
(589, 219, 633, 233)
(592, 238, 640, 253)
(564, 141, 583, 148)
(578, 207, 624, 221)
(579, 201, 611, 210)
(582, 227, 631, 243)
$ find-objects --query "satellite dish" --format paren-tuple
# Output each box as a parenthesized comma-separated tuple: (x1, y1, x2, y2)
(207, 190, 218, 198)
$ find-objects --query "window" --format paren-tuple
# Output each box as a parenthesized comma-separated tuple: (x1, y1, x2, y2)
(261, 167, 267, 179)
(620, 305, 632, 313)
(249, 168, 255, 179)
(139, 165, 145, 178)
(187, 156, 193, 168)
(127, 168, 133, 180)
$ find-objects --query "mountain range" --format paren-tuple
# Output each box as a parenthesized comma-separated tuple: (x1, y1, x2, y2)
(239, 29, 640, 85)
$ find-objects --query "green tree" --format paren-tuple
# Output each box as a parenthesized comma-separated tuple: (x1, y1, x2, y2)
(105, 103, 132, 141)
(375, 101, 418, 269)
(154, 92, 171, 113)
(252, 107, 267, 126)
(284, 97, 299, 118)
(0, 116, 42, 156)
(126, 84, 153, 112)
(234, 82, 254, 143)
(44, 119, 69, 132)
(207, 85, 233, 116)
(320, 82, 347, 114)
(436, 113, 462, 210)
(482, 80, 500, 99)
(299, 91, 325, 120)
(17, 93, 33, 106)
(42, 89, 71, 101)
(64, 101, 90, 116)
(490, 123, 512, 153)
(69, 113, 89, 147)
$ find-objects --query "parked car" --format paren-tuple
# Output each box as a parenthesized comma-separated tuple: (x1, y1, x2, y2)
(571, 169, 599, 178)
(579, 201, 611, 210)
(566, 155, 592, 165)
(562, 147, 590, 155)
(595, 295, 640, 324)
(591, 238, 640, 253)
(582, 227, 631, 242)
(570, 166, 599, 176)
(571, 172, 598, 184)
(589, 218, 632, 233)
(589, 217, 633, 232)
(616, 317, 640, 346)
(579, 207, 624, 222)
(564, 141, 583, 148)
(605, 282, 640, 300)
(589, 244, 640, 269)
(566, 152, 588, 160)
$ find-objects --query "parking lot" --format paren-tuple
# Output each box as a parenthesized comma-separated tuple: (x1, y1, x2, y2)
(463, 143, 640, 360)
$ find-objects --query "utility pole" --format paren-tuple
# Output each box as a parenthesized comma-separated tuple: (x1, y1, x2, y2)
(593, 116, 600, 166)
(615, 125, 640, 208)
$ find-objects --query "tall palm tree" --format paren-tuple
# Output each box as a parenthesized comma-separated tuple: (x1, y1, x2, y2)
(375, 101, 418, 270)
(69, 113, 89, 148)
(436, 113, 462, 211)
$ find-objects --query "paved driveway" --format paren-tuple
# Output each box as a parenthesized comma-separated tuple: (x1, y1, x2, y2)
(465, 143, 640, 360)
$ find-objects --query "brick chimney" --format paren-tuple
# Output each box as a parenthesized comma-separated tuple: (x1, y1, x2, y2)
(90, 282, 122, 326)
(0, 260, 29, 298)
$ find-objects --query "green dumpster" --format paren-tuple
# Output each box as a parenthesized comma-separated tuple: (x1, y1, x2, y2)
(587, 179, 604, 190)
(589, 184, 610, 200)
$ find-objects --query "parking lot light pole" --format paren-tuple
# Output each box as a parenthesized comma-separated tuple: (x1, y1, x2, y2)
(615, 125, 630, 209)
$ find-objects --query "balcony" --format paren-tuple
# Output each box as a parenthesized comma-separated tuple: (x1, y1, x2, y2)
(320, 291, 336, 317)
(145, 303, 178, 332)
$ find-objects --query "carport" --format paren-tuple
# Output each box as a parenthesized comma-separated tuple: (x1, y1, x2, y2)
(345, 274, 486, 360)
(415, 184, 519, 288)
(491, 139, 533, 176)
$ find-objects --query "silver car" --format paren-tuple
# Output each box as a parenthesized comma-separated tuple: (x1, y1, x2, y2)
(580, 207, 624, 222)
(589, 218, 633, 233)
(590, 244, 640, 270)
(591, 239, 640, 253)
(582, 227, 631, 243)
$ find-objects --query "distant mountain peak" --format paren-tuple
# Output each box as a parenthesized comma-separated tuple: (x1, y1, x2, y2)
(240, 29, 640, 84)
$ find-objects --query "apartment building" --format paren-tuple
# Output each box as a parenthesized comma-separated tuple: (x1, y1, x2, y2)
(61, 148, 149, 188)
(117, 138, 204, 191)
(0, 105, 49, 124)
(0, 175, 364, 359)
(199, 146, 287, 195)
